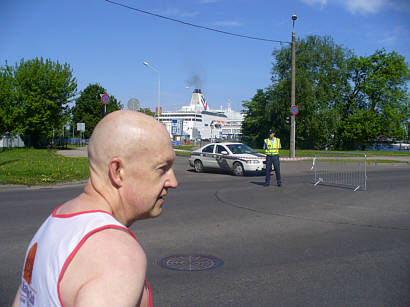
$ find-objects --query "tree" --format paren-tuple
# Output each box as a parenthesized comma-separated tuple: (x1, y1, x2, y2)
(139, 107, 155, 117)
(0, 63, 15, 134)
(338, 49, 409, 149)
(241, 89, 272, 147)
(242, 35, 352, 149)
(242, 36, 409, 150)
(71, 84, 123, 138)
(0, 57, 77, 147)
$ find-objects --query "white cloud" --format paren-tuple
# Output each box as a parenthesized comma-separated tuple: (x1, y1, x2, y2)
(212, 20, 243, 27)
(343, 0, 385, 15)
(299, 0, 328, 8)
(299, 0, 404, 14)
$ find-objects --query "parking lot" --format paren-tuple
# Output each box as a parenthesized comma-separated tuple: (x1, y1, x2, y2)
(1, 156, 409, 306)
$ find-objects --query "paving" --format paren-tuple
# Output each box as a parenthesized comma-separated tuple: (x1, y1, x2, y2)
(1, 155, 409, 306)
(56, 146, 88, 158)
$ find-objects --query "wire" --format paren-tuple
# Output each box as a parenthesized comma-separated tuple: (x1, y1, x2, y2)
(104, 0, 291, 44)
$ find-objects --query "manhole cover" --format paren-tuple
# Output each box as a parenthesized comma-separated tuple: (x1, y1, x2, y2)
(158, 254, 224, 272)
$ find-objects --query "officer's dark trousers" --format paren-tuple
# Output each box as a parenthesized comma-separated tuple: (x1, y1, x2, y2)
(265, 154, 281, 185)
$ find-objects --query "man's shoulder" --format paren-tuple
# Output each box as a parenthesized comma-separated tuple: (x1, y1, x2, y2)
(90, 228, 145, 261)
(60, 228, 147, 306)
(67, 227, 146, 278)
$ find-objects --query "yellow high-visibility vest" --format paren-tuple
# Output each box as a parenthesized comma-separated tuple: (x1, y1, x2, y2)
(264, 138, 280, 155)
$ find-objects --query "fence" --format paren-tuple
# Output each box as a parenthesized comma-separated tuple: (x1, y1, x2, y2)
(0, 135, 88, 150)
(312, 152, 367, 191)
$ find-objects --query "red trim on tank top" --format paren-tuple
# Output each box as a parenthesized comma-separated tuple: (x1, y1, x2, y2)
(145, 280, 153, 307)
(57, 225, 139, 306)
(52, 204, 114, 218)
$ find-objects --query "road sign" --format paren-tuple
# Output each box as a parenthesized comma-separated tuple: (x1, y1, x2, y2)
(127, 98, 140, 111)
(101, 94, 110, 104)
(77, 123, 85, 132)
(290, 105, 299, 115)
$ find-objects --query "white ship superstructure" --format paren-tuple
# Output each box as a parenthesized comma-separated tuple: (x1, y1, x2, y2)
(158, 89, 244, 143)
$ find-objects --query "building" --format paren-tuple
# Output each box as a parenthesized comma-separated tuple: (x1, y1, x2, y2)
(0, 134, 25, 148)
(158, 89, 244, 143)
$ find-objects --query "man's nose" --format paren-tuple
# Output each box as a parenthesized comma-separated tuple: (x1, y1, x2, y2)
(166, 169, 178, 189)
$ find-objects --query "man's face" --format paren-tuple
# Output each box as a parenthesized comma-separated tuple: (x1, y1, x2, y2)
(270, 132, 275, 138)
(121, 136, 178, 225)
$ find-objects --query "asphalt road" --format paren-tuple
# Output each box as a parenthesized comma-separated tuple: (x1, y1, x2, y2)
(1, 157, 409, 306)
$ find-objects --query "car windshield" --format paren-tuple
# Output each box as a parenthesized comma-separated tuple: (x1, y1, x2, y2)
(227, 144, 257, 154)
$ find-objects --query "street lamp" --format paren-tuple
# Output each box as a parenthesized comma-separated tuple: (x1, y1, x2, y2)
(290, 15, 297, 158)
(143, 61, 161, 118)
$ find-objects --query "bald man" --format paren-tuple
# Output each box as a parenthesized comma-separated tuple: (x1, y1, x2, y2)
(13, 111, 178, 307)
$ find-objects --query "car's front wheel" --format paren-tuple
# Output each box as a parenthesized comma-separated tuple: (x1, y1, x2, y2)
(232, 162, 244, 176)
(194, 160, 204, 173)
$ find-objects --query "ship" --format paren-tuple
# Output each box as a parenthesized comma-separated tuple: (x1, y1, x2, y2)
(158, 89, 244, 144)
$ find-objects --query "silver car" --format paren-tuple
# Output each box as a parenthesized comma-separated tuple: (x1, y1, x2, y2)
(188, 142, 266, 176)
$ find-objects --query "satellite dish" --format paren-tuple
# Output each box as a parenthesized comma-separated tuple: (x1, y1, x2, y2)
(128, 98, 140, 111)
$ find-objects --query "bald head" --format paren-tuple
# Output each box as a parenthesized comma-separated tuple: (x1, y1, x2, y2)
(88, 110, 171, 180)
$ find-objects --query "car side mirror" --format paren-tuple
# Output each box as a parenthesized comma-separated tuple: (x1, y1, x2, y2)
(221, 151, 228, 155)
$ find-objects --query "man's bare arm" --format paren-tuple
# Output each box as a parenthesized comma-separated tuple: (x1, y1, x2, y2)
(60, 228, 148, 307)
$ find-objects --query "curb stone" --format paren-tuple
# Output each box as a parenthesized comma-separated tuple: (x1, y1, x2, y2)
(0, 180, 88, 192)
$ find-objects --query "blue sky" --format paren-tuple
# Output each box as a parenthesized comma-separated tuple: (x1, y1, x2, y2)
(1, 0, 409, 113)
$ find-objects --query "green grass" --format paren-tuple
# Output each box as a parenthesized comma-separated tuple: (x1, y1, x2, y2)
(173, 145, 196, 151)
(349, 150, 410, 157)
(367, 159, 408, 164)
(174, 151, 191, 157)
(254, 148, 410, 157)
(0, 148, 89, 186)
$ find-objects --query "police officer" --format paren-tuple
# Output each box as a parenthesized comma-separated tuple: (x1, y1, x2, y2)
(264, 130, 282, 187)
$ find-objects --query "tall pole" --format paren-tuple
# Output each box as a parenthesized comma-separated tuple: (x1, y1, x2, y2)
(143, 61, 160, 119)
(290, 15, 297, 158)
(157, 70, 161, 118)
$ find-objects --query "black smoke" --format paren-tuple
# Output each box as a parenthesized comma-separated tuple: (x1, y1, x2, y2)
(185, 74, 202, 89)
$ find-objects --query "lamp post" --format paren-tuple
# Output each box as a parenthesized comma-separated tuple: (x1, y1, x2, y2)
(143, 61, 161, 118)
(290, 15, 297, 158)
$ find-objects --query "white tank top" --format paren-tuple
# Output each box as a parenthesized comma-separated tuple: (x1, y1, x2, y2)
(18, 205, 152, 307)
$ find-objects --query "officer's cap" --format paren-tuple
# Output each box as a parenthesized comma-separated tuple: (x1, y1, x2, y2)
(269, 129, 275, 134)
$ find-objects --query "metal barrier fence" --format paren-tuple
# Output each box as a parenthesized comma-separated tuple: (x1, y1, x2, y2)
(312, 152, 367, 191)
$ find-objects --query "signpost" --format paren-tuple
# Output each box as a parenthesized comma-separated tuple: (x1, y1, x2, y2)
(77, 123, 85, 146)
(101, 94, 110, 104)
(127, 98, 140, 111)
(77, 123, 85, 132)
(290, 105, 299, 116)
(100, 93, 110, 117)
(171, 119, 178, 136)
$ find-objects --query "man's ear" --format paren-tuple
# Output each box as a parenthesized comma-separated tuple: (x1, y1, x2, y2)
(108, 157, 124, 188)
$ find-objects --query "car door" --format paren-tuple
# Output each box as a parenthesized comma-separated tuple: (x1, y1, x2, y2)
(215, 144, 231, 171)
(200, 144, 215, 168)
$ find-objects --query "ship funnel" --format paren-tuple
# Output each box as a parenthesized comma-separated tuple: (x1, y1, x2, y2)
(189, 89, 207, 111)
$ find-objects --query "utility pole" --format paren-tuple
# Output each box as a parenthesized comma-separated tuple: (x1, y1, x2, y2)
(290, 15, 297, 158)
(143, 61, 161, 120)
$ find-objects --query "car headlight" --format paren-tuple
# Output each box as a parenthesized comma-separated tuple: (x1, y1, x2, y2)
(246, 160, 259, 164)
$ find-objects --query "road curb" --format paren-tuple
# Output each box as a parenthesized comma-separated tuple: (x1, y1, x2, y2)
(0, 180, 88, 192)
(280, 157, 312, 161)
